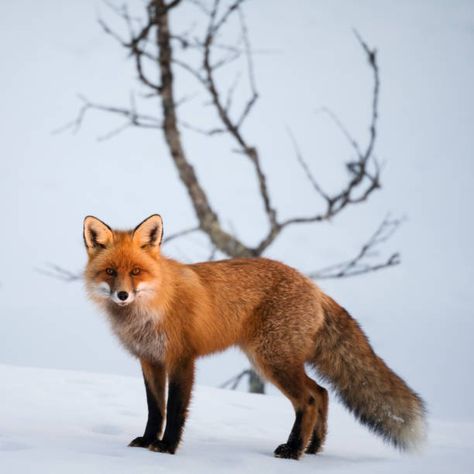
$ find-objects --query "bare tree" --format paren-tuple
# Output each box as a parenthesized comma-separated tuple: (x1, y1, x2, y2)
(56, 0, 401, 393)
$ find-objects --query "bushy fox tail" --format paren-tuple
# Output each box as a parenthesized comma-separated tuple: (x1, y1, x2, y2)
(311, 294, 426, 451)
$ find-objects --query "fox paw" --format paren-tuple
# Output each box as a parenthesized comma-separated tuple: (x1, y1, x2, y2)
(128, 436, 153, 448)
(305, 435, 323, 455)
(305, 445, 322, 455)
(274, 443, 301, 460)
(148, 440, 176, 454)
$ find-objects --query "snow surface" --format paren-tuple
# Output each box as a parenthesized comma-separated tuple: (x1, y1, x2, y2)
(0, 0, 473, 436)
(0, 2, 472, 471)
(0, 364, 472, 474)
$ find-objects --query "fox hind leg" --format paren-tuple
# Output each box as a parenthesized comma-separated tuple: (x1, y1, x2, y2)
(256, 360, 318, 460)
(304, 376, 328, 454)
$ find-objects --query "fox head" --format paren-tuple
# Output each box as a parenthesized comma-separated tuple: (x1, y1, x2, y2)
(83, 214, 164, 309)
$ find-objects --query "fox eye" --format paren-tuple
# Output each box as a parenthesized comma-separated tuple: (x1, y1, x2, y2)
(105, 268, 116, 276)
(131, 268, 141, 276)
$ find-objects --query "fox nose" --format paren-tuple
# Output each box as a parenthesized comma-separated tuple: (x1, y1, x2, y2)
(117, 291, 129, 301)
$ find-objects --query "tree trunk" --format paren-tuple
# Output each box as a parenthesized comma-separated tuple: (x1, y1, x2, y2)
(249, 369, 265, 394)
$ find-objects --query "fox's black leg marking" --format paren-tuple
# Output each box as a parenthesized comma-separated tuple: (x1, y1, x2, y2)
(274, 410, 304, 460)
(148, 358, 194, 455)
(129, 364, 165, 448)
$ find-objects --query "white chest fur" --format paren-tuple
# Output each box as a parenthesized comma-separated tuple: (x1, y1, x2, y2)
(107, 308, 167, 362)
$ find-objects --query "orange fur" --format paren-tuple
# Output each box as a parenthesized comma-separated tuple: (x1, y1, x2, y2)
(83, 215, 426, 459)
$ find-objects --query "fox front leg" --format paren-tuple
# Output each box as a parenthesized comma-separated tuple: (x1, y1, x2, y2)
(148, 358, 194, 454)
(129, 360, 166, 448)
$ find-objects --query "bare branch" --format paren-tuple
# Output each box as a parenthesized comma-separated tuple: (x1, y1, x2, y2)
(172, 58, 206, 83)
(202, 0, 277, 237)
(54, 95, 162, 138)
(224, 70, 242, 112)
(315, 106, 363, 157)
(235, 6, 258, 127)
(98, 17, 127, 46)
(175, 91, 200, 108)
(275, 32, 382, 236)
(163, 226, 200, 244)
(287, 128, 330, 202)
(354, 29, 379, 159)
(309, 216, 402, 280)
(36, 264, 82, 282)
(97, 122, 133, 141)
(211, 49, 242, 70)
(99, 5, 162, 94)
(212, 0, 247, 35)
(220, 369, 252, 390)
(179, 120, 225, 135)
(153, 0, 255, 257)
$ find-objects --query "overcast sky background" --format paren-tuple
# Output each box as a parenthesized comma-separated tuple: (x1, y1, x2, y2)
(0, 0, 473, 422)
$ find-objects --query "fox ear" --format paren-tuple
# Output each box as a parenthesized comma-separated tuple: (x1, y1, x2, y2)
(83, 216, 114, 255)
(133, 214, 163, 249)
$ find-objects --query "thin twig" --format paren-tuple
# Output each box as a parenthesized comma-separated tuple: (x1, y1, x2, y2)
(273, 32, 382, 238)
(202, 0, 277, 236)
(220, 369, 251, 390)
(287, 128, 330, 202)
(53, 95, 163, 138)
(309, 216, 402, 279)
(36, 264, 82, 282)
(315, 106, 363, 157)
(163, 226, 200, 244)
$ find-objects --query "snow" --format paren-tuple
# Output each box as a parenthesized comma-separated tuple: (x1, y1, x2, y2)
(0, 364, 472, 473)
(0, 1, 473, 467)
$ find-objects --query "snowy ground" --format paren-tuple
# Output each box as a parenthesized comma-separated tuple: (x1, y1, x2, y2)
(0, 0, 473, 425)
(1, 364, 472, 473)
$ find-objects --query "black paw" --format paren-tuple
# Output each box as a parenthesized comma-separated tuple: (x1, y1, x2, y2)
(274, 443, 301, 460)
(305, 445, 321, 455)
(128, 436, 153, 448)
(148, 439, 176, 454)
(305, 435, 322, 454)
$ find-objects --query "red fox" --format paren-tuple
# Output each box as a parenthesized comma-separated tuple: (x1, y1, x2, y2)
(83, 214, 426, 459)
